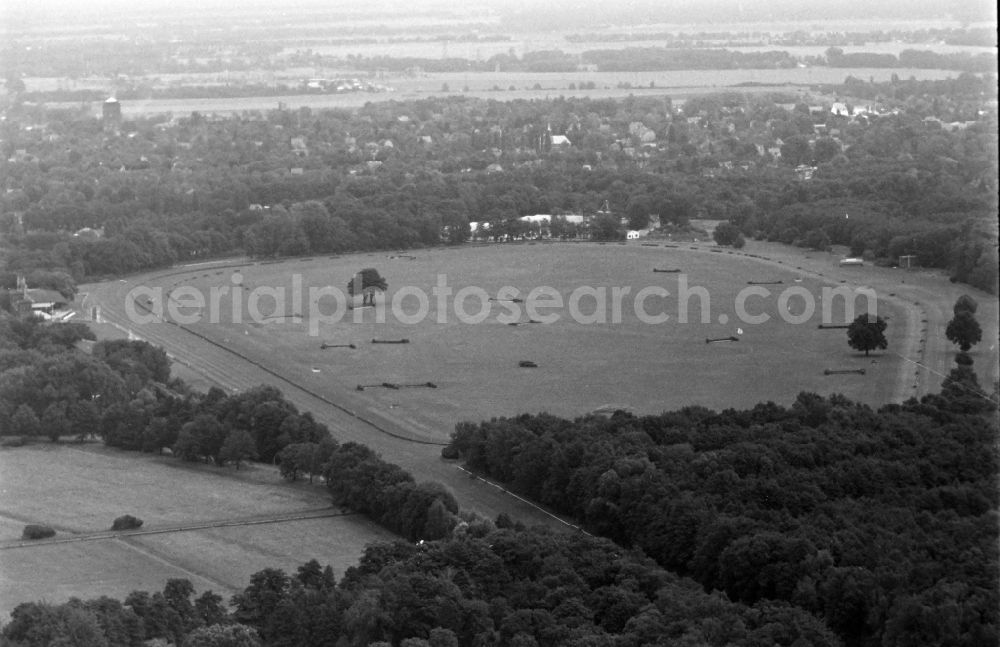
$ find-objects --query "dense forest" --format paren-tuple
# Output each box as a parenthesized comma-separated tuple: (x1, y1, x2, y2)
(2, 81, 997, 297)
(443, 367, 999, 647)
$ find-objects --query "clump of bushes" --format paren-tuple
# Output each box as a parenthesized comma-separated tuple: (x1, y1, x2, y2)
(22, 524, 55, 540)
(111, 515, 143, 531)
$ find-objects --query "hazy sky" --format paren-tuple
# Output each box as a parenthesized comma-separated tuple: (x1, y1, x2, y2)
(5, 0, 997, 21)
(2, 0, 996, 37)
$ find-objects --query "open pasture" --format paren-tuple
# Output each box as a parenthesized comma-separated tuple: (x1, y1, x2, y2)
(0, 539, 215, 617)
(0, 445, 393, 618)
(157, 243, 905, 443)
(125, 515, 392, 596)
(0, 445, 328, 536)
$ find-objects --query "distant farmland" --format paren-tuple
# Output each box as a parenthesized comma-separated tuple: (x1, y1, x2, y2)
(46, 67, 964, 117)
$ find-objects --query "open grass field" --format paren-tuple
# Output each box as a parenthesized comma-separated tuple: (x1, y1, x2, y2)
(0, 445, 329, 534)
(1, 539, 212, 615)
(124, 515, 390, 594)
(0, 444, 394, 618)
(137, 242, 914, 443)
(80, 239, 998, 534)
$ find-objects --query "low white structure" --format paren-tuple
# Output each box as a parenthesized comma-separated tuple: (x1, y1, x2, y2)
(519, 214, 588, 225)
(839, 258, 864, 266)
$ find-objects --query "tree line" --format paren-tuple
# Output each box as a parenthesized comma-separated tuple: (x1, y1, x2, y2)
(2, 526, 843, 647)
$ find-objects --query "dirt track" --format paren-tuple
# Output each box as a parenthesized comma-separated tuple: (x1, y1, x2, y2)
(729, 241, 999, 401)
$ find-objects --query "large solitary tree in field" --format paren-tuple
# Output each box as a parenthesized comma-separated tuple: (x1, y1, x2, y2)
(946, 310, 982, 352)
(347, 268, 387, 306)
(847, 313, 888, 356)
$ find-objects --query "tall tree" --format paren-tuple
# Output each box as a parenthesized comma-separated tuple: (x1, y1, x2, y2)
(846, 314, 888, 356)
(68, 400, 101, 442)
(780, 135, 812, 166)
(347, 268, 388, 306)
(278, 442, 318, 481)
(179, 414, 228, 464)
(953, 294, 978, 316)
(945, 310, 982, 352)
(590, 212, 621, 241)
(713, 222, 745, 248)
(41, 401, 71, 442)
(10, 404, 41, 438)
(220, 429, 258, 470)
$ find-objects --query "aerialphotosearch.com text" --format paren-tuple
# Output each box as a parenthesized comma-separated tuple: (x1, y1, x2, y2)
(125, 272, 878, 336)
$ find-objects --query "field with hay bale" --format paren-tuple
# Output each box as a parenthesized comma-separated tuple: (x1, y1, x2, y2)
(0, 444, 394, 619)
(119, 242, 929, 444)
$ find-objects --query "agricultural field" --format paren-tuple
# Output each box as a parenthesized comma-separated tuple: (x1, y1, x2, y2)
(0, 444, 394, 618)
(46, 66, 967, 118)
(130, 242, 921, 445)
(293, 37, 996, 60)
